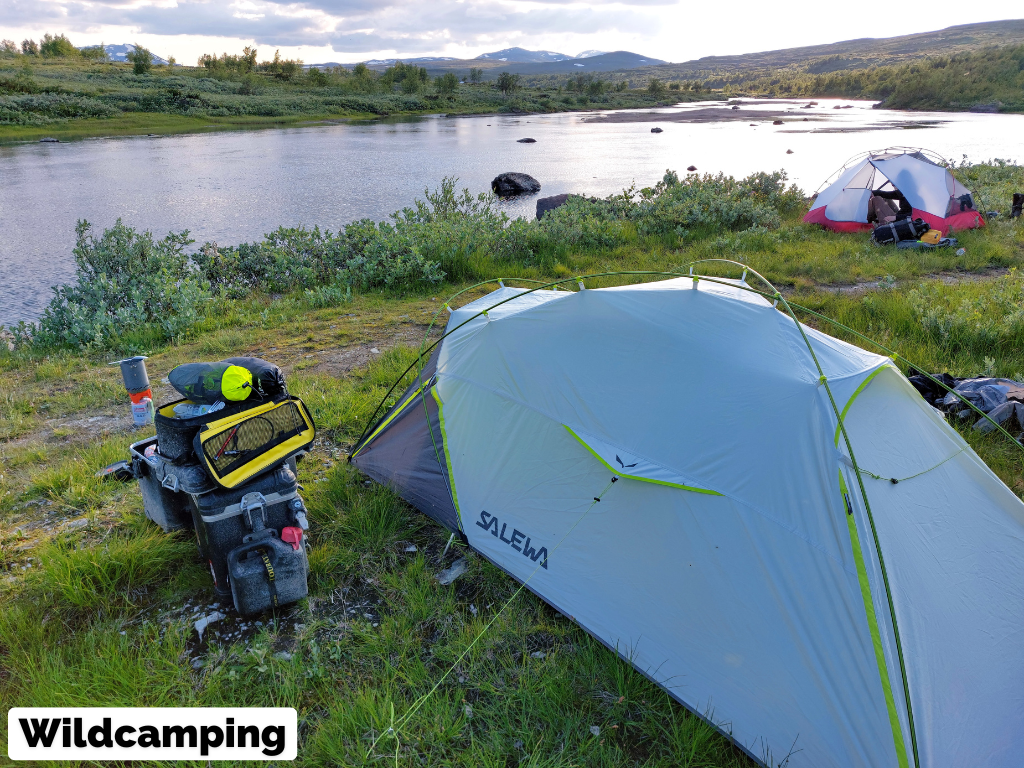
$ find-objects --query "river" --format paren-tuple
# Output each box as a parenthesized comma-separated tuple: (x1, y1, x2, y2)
(2, 97, 1022, 326)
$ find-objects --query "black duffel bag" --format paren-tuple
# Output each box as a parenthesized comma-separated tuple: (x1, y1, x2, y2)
(872, 217, 929, 245)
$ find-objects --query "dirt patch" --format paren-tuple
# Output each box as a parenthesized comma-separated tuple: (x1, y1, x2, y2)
(808, 266, 1010, 296)
(299, 323, 443, 379)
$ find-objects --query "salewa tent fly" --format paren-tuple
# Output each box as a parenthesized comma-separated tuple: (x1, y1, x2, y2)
(804, 147, 986, 234)
(350, 274, 1024, 768)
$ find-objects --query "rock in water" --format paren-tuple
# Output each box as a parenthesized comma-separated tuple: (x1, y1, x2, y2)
(686, 165, 697, 172)
(517, 137, 537, 143)
(970, 102, 1002, 113)
(786, 149, 794, 154)
(536, 193, 571, 220)
(650, 127, 663, 133)
(772, 120, 784, 125)
(491, 172, 541, 197)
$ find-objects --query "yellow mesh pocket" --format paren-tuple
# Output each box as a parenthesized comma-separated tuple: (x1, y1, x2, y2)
(196, 398, 315, 488)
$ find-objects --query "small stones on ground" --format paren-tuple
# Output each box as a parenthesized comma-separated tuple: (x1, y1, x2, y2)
(590, 726, 601, 737)
(370, 348, 380, 354)
(437, 557, 468, 585)
(469, 603, 478, 616)
(405, 544, 418, 552)
(65, 518, 89, 530)
(530, 651, 546, 659)
(273, 651, 293, 661)
(192, 658, 205, 669)
(514, 740, 523, 750)
(463, 704, 473, 719)
(194, 611, 226, 640)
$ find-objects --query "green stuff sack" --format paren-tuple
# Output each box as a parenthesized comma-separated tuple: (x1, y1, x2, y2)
(221, 357, 287, 398)
(168, 362, 254, 404)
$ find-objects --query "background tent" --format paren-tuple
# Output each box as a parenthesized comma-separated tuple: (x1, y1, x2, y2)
(804, 147, 985, 234)
(351, 278, 1024, 767)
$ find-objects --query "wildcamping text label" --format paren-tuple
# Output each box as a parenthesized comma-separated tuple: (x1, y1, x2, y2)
(8, 708, 296, 761)
(476, 511, 549, 569)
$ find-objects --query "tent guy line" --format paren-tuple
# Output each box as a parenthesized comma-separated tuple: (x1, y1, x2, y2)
(366, 479, 614, 761)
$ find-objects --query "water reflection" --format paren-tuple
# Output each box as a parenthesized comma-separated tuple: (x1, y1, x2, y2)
(2, 98, 1021, 324)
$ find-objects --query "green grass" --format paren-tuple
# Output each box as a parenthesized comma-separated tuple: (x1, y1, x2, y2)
(2, 188, 1024, 766)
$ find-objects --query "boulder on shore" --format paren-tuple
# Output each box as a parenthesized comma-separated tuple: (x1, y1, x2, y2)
(970, 102, 1002, 113)
(772, 120, 784, 125)
(492, 172, 541, 197)
(517, 137, 537, 143)
(536, 193, 572, 219)
(651, 127, 663, 133)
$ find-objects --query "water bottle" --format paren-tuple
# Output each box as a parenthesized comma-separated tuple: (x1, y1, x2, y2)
(172, 400, 225, 419)
(131, 397, 155, 427)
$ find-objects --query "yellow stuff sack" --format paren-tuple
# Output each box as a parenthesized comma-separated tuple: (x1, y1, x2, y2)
(920, 229, 943, 245)
(194, 396, 315, 488)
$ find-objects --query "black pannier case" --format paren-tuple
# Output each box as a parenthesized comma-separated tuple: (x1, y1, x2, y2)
(188, 462, 309, 614)
(872, 217, 929, 245)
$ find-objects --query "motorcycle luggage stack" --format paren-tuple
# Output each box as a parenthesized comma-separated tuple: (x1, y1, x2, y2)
(189, 463, 309, 606)
(128, 361, 315, 616)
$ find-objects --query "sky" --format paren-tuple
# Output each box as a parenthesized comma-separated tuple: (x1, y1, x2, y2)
(1, 1, 1021, 67)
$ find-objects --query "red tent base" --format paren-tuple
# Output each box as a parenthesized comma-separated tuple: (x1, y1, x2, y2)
(803, 206, 985, 236)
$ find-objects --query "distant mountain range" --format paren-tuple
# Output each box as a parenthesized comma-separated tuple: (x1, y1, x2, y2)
(78, 43, 169, 65)
(475, 48, 608, 63)
(618, 19, 1024, 81)
(323, 49, 664, 76)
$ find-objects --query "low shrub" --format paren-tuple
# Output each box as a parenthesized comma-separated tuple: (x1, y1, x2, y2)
(32, 219, 209, 349)
(13, 171, 807, 352)
(0, 93, 117, 124)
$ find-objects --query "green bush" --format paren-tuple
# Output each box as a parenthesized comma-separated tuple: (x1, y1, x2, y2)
(32, 220, 209, 349)
(17, 171, 807, 351)
(39, 33, 78, 59)
(126, 44, 152, 76)
(0, 93, 117, 124)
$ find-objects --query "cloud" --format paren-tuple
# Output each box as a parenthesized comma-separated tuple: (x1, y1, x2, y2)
(2, 0, 659, 57)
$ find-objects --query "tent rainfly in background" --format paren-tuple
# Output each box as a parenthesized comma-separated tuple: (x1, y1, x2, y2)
(804, 147, 986, 234)
(351, 276, 1024, 768)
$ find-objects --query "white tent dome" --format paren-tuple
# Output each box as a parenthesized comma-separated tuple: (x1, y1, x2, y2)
(805, 147, 984, 234)
(353, 276, 1024, 767)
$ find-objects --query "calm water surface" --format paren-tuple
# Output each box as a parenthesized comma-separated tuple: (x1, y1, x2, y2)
(2, 98, 1023, 325)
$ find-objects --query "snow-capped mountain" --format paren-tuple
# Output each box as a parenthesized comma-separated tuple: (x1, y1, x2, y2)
(78, 43, 170, 65)
(475, 48, 574, 63)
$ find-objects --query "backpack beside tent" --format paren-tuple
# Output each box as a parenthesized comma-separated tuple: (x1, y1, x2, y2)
(804, 147, 985, 235)
(350, 277, 1024, 767)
